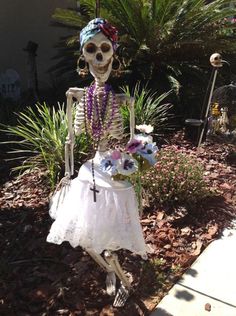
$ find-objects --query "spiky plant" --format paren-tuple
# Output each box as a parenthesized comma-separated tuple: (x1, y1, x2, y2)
(52, 0, 236, 84)
(121, 83, 175, 135)
(1, 103, 88, 187)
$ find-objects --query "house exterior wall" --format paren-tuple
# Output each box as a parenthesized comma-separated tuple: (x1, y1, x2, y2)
(0, 0, 76, 95)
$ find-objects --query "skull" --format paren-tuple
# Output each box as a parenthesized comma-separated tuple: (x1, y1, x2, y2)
(210, 53, 223, 68)
(82, 32, 114, 83)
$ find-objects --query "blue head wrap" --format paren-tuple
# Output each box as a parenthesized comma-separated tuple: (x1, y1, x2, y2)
(80, 18, 118, 50)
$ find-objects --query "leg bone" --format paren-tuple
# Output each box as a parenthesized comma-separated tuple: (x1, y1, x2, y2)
(106, 271, 116, 296)
(104, 251, 131, 289)
(113, 283, 129, 308)
(86, 249, 112, 272)
(86, 250, 116, 296)
(104, 251, 132, 306)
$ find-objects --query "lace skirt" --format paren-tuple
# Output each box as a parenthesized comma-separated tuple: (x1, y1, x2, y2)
(47, 153, 148, 259)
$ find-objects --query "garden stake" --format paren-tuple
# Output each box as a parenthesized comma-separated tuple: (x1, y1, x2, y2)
(197, 53, 226, 148)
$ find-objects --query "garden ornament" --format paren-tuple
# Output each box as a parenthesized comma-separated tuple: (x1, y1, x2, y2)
(207, 102, 221, 135)
(219, 107, 230, 133)
(207, 102, 230, 135)
(197, 53, 228, 147)
(212, 83, 236, 132)
(210, 53, 223, 68)
(47, 18, 149, 308)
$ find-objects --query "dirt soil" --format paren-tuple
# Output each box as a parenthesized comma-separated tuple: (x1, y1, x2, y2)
(0, 134, 236, 316)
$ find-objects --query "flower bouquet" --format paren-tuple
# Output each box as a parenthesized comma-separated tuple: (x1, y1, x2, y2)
(99, 124, 158, 181)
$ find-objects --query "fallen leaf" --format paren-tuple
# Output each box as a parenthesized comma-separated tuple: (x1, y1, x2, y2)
(219, 183, 232, 190)
(191, 240, 203, 256)
(156, 211, 165, 221)
(181, 227, 191, 236)
(205, 303, 211, 312)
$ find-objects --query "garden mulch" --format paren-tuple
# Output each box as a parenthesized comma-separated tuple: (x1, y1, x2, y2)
(0, 134, 235, 316)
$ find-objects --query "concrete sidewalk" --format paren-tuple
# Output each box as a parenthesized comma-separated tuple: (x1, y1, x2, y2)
(151, 223, 236, 316)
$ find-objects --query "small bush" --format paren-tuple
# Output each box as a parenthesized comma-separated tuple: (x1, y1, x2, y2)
(142, 146, 209, 207)
(1, 103, 89, 188)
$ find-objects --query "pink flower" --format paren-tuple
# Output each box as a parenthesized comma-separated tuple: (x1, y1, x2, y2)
(111, 150, 122, 160)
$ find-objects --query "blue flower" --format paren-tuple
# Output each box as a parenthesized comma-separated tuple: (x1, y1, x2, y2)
(117, 154, 138, 176)
(100, 157, 118, 176)
(137, 143, 158, 165)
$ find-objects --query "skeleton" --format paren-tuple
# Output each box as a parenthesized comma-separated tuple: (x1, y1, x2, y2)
(210, 53, 223, 68)
(65, 31, 136, 307)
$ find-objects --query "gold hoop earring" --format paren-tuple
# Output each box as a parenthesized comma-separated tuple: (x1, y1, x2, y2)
(77, 55, 88, 77)
(112, 55, 122, 77)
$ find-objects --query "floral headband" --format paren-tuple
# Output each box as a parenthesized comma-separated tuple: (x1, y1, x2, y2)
(80, 18, 118, 50)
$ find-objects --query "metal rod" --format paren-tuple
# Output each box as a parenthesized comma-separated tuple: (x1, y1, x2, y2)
(197, 68, 218, 148)
(129, 97, 135, 140)
(96, 0, 100, 18)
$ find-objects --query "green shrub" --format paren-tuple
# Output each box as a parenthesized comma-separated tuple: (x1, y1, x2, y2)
(142, 146, 209, 207)
(121, 84, 174, 135)
(1, 103, 88, 187)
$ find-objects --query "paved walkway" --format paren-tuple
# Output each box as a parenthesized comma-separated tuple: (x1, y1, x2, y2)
(151, 222, 236, 316)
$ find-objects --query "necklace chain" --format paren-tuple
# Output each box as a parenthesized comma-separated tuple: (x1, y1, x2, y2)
(82, 83, 118, 203)
(84, 83, 117, 143)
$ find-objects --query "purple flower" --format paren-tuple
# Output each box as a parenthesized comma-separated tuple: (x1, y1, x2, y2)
(126, 139, 143, 154)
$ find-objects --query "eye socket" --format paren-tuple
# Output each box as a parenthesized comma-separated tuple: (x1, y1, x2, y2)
(85, 43, 96, 54)
(101, 43, 111, 53)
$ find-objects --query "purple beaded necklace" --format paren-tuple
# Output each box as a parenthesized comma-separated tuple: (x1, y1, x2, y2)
(85, 83, 118, 142)
(83, 83, 118, 202)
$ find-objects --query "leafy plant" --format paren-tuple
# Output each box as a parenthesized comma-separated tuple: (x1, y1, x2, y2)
(52, 0, 236, 84)
(121, 83, 175, 136)
(142, 145, 209, 207)
(51, 0, 236, 121)
(1, 103, 88, 187)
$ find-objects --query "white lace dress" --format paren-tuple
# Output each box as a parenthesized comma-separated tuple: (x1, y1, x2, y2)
(47, 151, 148, 259)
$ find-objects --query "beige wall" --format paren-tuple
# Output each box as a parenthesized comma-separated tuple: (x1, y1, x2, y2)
(0, 0, 76, 91)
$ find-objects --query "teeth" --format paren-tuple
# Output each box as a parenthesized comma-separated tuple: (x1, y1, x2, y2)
(91, 57, 112, 74)
(93, 63, 109, 74)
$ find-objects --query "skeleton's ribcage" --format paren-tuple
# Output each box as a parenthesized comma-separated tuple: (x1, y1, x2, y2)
(74, 99, 124, 140)
(107, 105, 124, 140)
(74, 101, 85, 136)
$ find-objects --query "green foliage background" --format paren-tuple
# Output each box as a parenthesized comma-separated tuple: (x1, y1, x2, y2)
(51, 0, 236, 119)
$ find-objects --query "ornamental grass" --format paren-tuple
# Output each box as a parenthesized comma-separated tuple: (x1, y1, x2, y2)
(1, 103, 89, 188)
